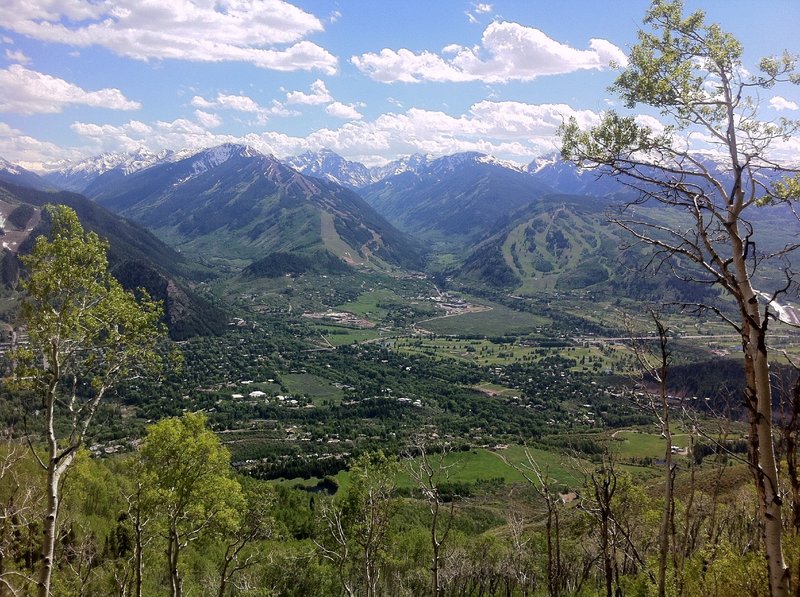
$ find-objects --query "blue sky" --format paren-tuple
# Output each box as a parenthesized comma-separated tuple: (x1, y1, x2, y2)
(1, 0, 798, 170)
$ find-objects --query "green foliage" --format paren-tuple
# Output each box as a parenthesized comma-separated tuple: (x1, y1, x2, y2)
(244, 250, 350, 278)
(683, 541, 769, 596)
(138, 412, 244, 596)
(111, 259, 228, 339)
(459, 243, 520, 289)
(559, 3, 800, 592)
(555, 259, 609, 290)
(13, 205, 167, 397)
(140, 412, 244, 538)
(315, 451, 399, 596)
(561, 111, 670, 167)
(770, 174, 800, 204)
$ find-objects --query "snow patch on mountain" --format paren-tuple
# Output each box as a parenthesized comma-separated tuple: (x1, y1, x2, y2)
(283, 149, 375, 190)
(370, 153, 433, 180)
(476, 154, 526, 172)
(0, 157, 21, 175)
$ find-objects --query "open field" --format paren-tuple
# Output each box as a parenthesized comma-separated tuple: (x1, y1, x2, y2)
(328, 444, 591, 495)
(273, 437, 685, 498)
(392, 335, 638, 373)
(417, 303, 550, 336)
(607, 429, 692, 459)
(335, 287, 405, 318)
(311, 323, 384, 346)
(282, 373, 345, 405)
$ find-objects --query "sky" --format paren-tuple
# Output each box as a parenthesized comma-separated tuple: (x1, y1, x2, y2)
(0, 0, 798, 170)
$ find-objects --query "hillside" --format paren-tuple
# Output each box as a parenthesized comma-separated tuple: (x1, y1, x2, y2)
(84, 144, 424, 271)
(455, 190, 798, 309)
(0, 181, 226, 339)
(360, 152, 554, 251)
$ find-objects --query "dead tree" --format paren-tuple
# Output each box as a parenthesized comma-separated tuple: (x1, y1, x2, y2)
(405, 441, 457, 597)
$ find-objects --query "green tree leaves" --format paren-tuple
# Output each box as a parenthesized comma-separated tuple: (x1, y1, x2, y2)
(139, 412, 243, 537)
(139, 412, 243, 597)
(16, 204, 167, 398)
(8, 204, 172, 597)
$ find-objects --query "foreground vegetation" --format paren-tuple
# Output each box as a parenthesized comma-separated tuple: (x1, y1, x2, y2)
(3, 199, 799, 596)
(0, 415, 789, 597)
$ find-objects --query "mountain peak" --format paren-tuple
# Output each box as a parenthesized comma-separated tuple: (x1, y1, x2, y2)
(181, 143, 267, 166)
(43, 148, 175, 192)
(282, 149, 374, 190)
(0, 156, 22, 175)
(0, 156, 56, 190)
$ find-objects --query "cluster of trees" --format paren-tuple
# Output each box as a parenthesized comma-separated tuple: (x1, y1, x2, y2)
(243, 250, 350, 279)
(2, 416, 796, 597)
(1, 204, 782, 595)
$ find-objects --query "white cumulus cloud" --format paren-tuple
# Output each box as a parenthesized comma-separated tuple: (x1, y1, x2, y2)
(4, 48, 30, 64)
(634, 114, 667, 135)
(3, 0, 337, 74)
(465, 2, 493, 24)
(300, 101, 602, 164)
(325, 102, 363, 120)
(190, 93, 297, 123)
(286, 79, 333, 105)
(15, 99, 614, 170)
(770, 96, 799, 111)
(0, 65, 140, 114)
(352, 21, 626, 83)
(195, 110, 222, 128)
(0, 122, 87, 169)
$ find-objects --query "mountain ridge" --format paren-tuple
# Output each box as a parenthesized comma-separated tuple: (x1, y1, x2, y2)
(0, 180, 226, 339)
(76, 144, 424, 271)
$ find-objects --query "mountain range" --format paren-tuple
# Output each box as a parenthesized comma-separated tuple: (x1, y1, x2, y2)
(33, 145, 422, 273)
(359, 152, 554, 251)
(0, 158, 56, 192)
(1, 144, 795, 315)
(36, 146, 592, 195)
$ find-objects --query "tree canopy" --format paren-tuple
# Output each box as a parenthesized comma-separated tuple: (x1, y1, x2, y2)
(139, 412, 243, 597)
(10, 204, 169, 597)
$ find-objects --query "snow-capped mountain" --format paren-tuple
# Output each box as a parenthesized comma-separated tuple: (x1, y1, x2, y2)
(44, 148, 175, 192)
(369, 153, 433, 181)
(0, 157, 55, 191)
(281, 149, 493, 190)
(80, 143, 422, 270)
(525, 151, 779, 198)
(360, 151, 554, 248)
(526, 152, 649, 197)
(283, 149, 374, 190)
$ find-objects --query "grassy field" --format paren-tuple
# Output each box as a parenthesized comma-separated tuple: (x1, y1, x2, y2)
(607, 429, 692, 459)
(311, 324, 383, 346)
(267, 433, 692, 498)
(393, 335, 637, 373)
(335, 445, 591, 494)
(418, 303, 550, 337)
(473, 382, 520, 397)
(282, 373, 345, 405)
(337, 288, 405, 321)
(335, 287, 397, 320)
